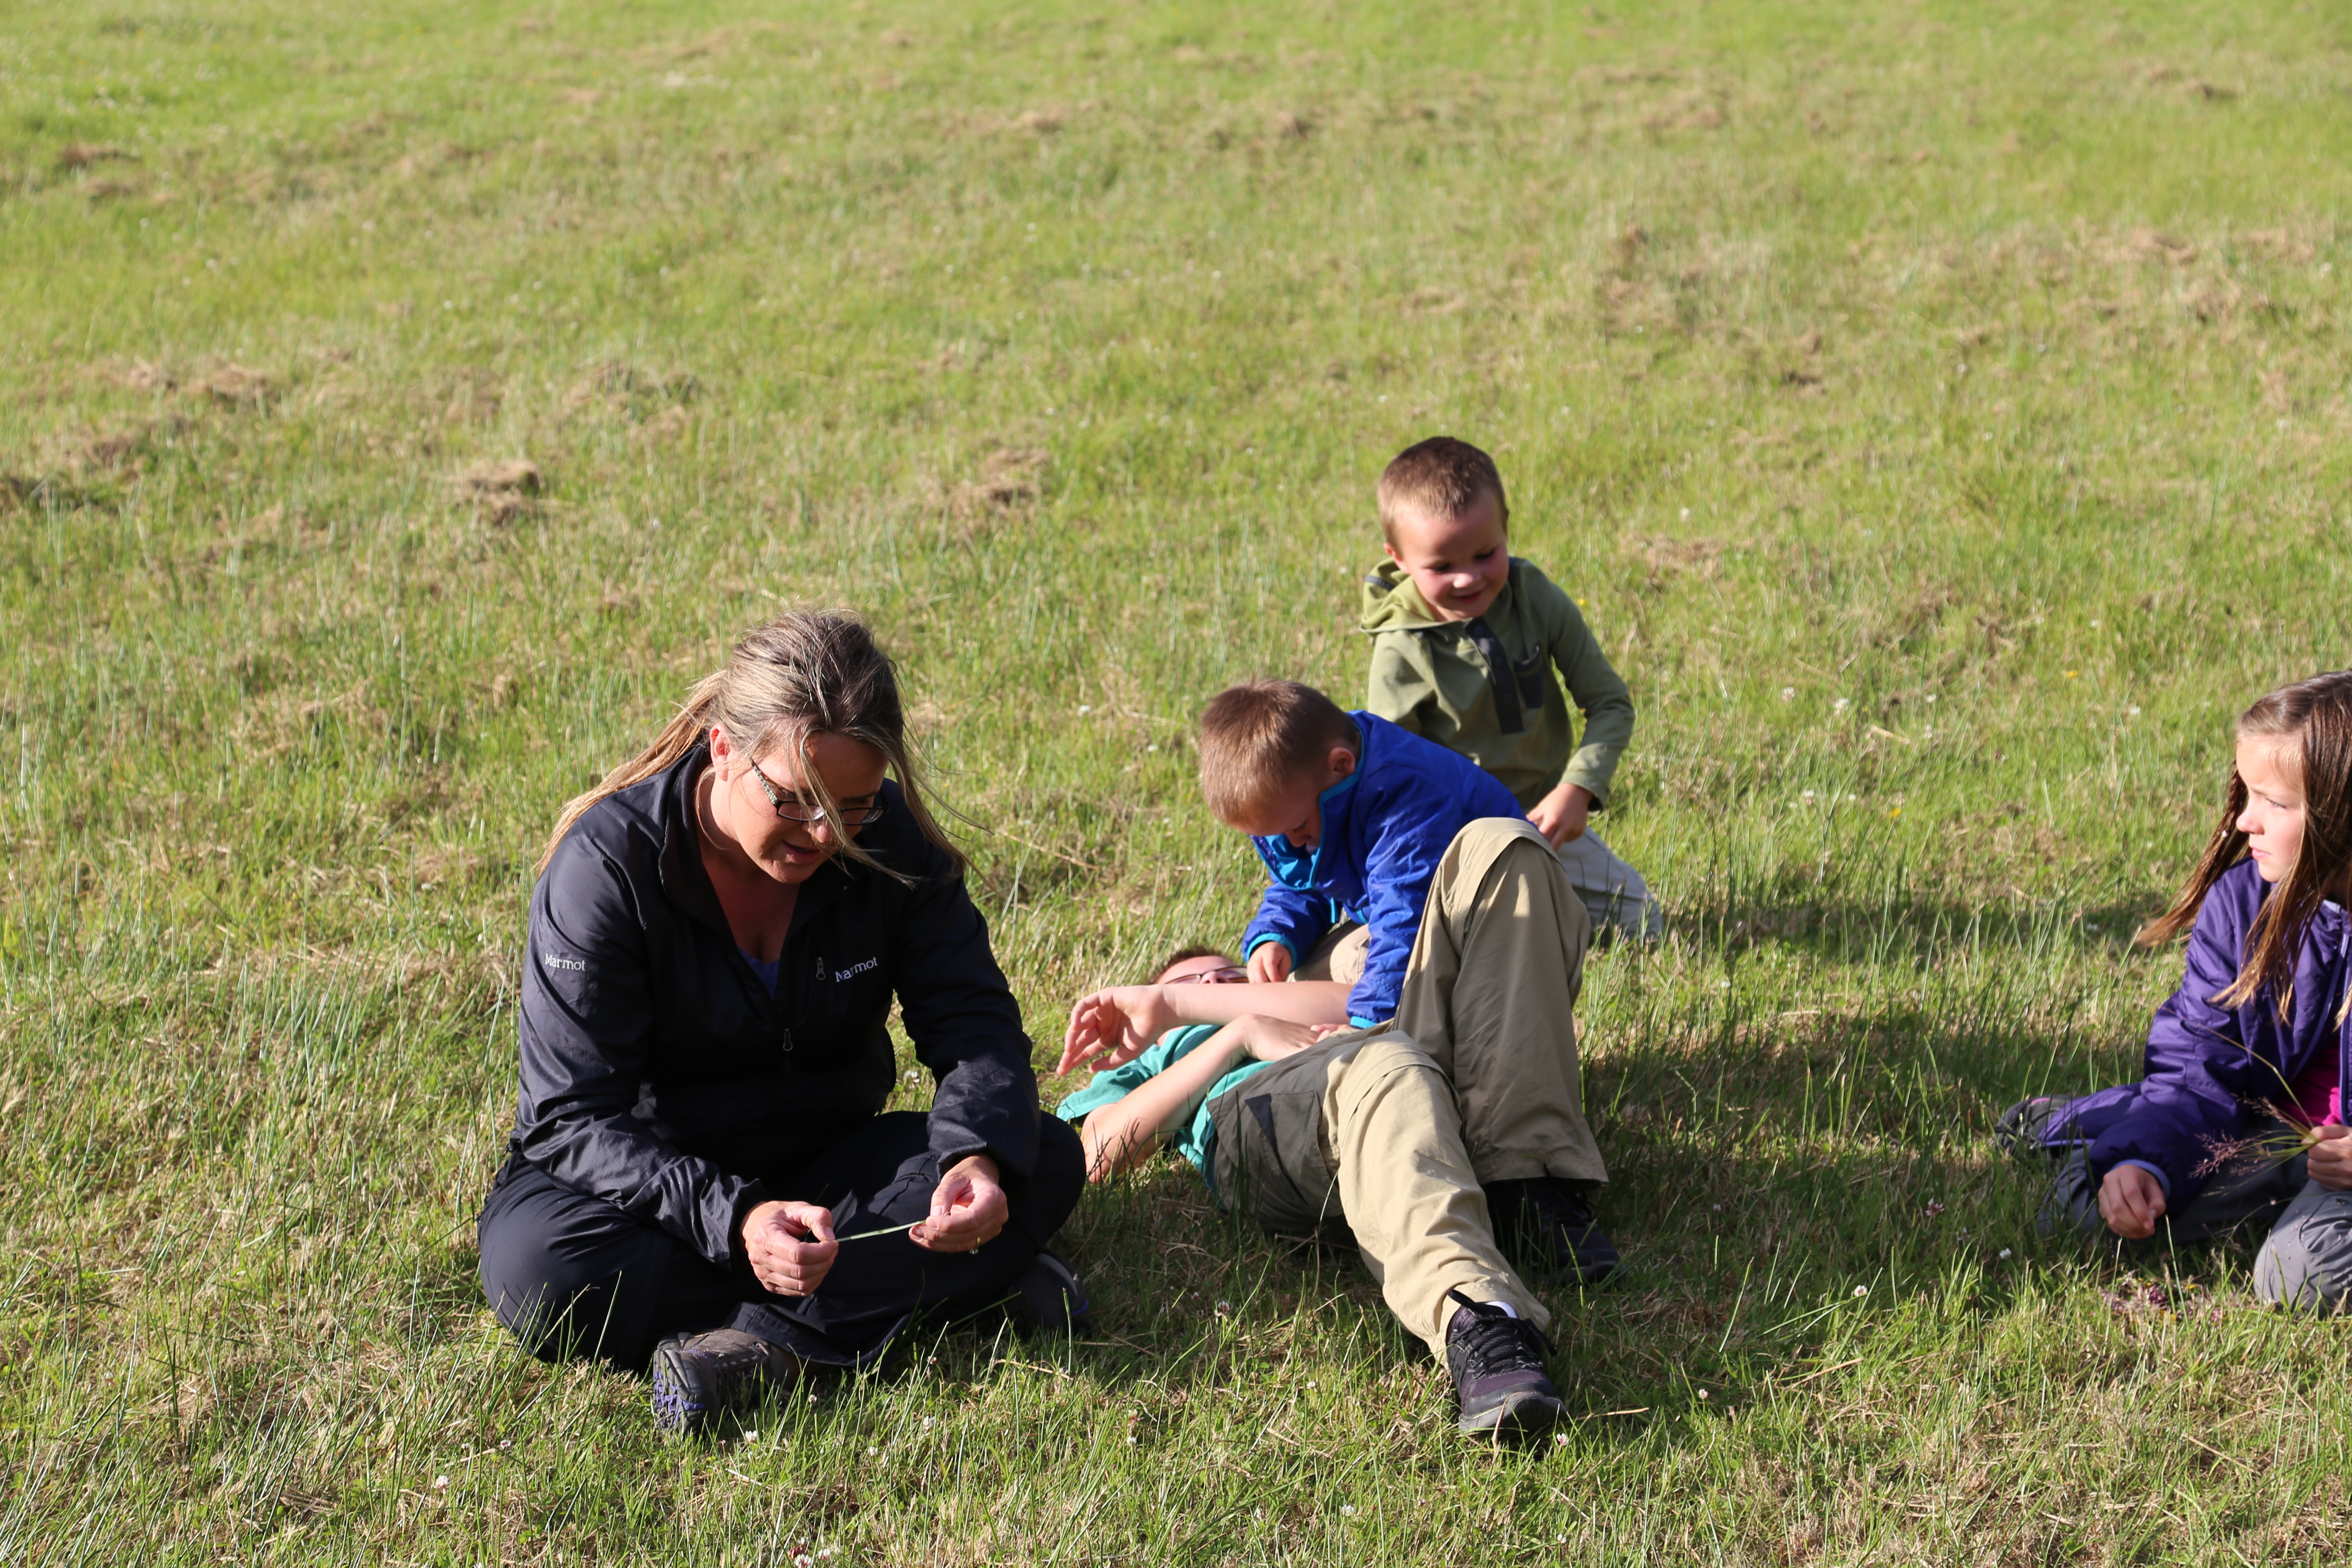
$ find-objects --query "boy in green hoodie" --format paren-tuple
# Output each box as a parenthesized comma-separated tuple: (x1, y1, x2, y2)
(1358, 436, 1660, 940)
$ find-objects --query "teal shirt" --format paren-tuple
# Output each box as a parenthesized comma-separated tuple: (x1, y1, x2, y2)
(1053, 1024, 1273, 1176)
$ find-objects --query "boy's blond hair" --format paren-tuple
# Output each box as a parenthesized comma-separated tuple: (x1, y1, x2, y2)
(1196, 680, 1358, 824)
(1376, 436, 1510, 544)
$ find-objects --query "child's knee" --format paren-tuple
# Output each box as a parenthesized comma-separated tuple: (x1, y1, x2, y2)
(2253, 1212, 2352, 1313)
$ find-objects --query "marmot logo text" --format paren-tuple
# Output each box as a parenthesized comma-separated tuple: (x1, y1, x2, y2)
(833, 956, 879, 983)
(542, 954, 588, 972)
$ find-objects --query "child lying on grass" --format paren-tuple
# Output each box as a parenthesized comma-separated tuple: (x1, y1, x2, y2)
(1055, 948, 1574, 1438)
(1999, 671, 2352, 1309)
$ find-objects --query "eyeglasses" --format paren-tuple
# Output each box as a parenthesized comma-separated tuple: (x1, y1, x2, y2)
(745, 756, 887, 829)
(1166, 965, 1248, 985)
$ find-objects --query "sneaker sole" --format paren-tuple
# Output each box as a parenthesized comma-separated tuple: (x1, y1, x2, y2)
(1457, 1389, 1567, 1436)
(649, 1346, 712, 1436)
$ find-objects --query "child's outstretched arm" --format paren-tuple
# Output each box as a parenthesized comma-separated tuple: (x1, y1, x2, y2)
(1075, 1015, 1326, 1181)
(1542, 586, 1635, 802)
(1060, 980, 1353, 1075)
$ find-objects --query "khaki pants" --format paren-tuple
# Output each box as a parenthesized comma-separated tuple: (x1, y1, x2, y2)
(1295, 817, 1607, 1185)
(1210, 817, 1605, 1357)
(1210, 1032, 1547, 1359)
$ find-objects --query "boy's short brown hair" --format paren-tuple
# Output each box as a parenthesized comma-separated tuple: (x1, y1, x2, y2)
(1196, 680, 1359, 824)
(1377, 436, 1510, 543)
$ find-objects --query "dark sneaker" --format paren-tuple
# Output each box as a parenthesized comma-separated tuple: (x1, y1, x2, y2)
(649, 1328, 800, 1436)
(1010, 1250, 1091, 1336)
(1486, 1177, 1620, 1286)
(1445, 1289, 1565, 1436)
(1995, 1096, 2068, 1165)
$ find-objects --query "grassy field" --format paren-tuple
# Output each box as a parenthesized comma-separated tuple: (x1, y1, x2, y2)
(4, 0, 2352, 1560)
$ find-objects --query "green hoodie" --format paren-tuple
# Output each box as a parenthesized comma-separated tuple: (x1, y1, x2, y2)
(1359, 557, 1635, 812)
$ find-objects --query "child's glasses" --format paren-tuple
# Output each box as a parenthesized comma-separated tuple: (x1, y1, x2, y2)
(1167, 965, 1248, 985)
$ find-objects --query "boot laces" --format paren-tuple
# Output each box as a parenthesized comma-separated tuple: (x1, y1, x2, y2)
(1446, 1288, 1555, 1376)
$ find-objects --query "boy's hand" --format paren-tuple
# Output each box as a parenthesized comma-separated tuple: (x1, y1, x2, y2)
(1059, 985, 1177, 1075)
(1233, 1015, 1340, 1063)
(1246, 943, 1292, 984)
(1529, 784, 1593, 848)
(2097, 1163, 2167, 1240)
(2309, 1123, 2352, 1190)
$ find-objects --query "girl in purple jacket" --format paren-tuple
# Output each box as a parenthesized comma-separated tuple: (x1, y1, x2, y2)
(2001, 671, 2352, 1309)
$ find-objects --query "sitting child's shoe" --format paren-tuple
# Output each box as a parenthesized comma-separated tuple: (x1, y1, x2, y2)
(1485, 1177, 1620, 1286)
(649, 1328, 801, 1436)
(1444, 1289, 1565, 1436)
(1010, 1250, 1091, 1336)
(1995, 1096, 2069, 1165)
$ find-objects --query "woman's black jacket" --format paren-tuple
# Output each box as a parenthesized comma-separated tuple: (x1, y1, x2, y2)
(508, 746, 1040, 1269)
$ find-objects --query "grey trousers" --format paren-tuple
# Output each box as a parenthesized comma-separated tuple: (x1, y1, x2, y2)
(2043, 1146, 2352, 1312)
(2253, 1182, 2352, 1312)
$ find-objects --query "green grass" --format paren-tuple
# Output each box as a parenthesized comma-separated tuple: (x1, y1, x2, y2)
(5, 0, 2352, 1559)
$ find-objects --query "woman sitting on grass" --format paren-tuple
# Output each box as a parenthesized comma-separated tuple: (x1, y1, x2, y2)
(2000, 670, 2352, 1308)
(475, 611, 1085, 1435)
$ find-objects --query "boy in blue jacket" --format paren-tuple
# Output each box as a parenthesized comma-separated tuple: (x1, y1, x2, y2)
(1171, 677, 1615, 1280)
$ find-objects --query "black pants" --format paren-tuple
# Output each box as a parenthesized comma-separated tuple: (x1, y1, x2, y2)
(476, 1112, 1086, 1373)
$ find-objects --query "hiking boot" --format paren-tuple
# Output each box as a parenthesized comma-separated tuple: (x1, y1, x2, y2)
(1995, 1096, 2069, 1165)
(1010, 1250, 1091, 1336)
(1445, 1289, 1565, 1436)
(649, 1328, 800, 1436)
(1485, 1177, 1620, 1286)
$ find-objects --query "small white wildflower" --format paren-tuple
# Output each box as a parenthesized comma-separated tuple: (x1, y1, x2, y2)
(1697, 1388, 1710, 1400)
(1681, 508, 1691, 520)
(1833, 698, 1850, 713)
(795, 1556, 813, 1568)
(1077, 704, 1092, 715)
(1924, 693, 1938, 704)
(1712, 1204, 1722, 1212)
(1340, 1505, 1357, 1517)
(922, 1416, 936, 1429)
(1305, 1381, 1317, 1390)
(1802, 789, 1816, 801)
(432, 1475, 449, 1488)
(1552, 1432, 1568, 1446)
(743, 1430, 758, 1442)
(1998, 1248, 2013, 1260)
(2129, 705, 2143, 716)
(1779, 687, 1795, 701)
(1215, 1300, 1231, 1313)
(865, 1446, 879, 1456)
(1853, 1285, 1869, 1298)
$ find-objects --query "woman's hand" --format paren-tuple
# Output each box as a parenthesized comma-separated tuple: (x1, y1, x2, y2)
(2308, 1124, 2352, 1189)
(913, 1154, 1008, 1253)
(741, 1200, 839, 1297)
(2097, 1163, 2168, 1240)
(1060, 986, 1177, 1075)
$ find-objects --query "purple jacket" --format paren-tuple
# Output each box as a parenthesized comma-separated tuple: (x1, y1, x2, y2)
(2040, 859, 2350, 1208)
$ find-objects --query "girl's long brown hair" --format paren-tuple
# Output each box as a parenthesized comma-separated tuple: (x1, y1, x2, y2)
(2136, 670, 2352, 1019)
(537, 610, 963, 880)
